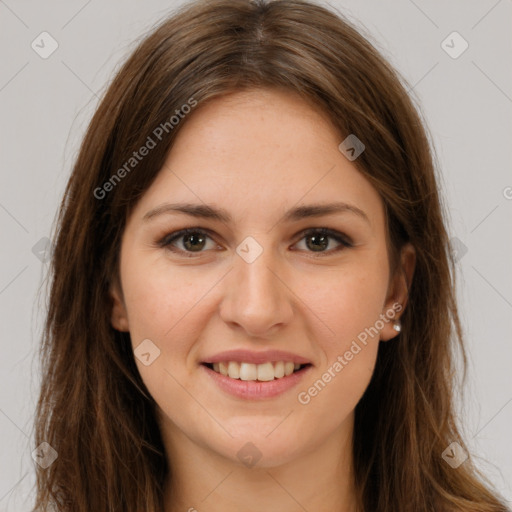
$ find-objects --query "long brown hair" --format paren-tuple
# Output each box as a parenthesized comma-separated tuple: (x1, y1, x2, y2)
(33, 0, 510, 510)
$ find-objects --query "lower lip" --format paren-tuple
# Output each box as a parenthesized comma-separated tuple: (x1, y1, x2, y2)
(200, 363, 312, 400)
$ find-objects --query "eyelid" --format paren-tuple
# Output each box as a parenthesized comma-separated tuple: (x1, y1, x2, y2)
(298, 227, 353, 247)
(157, 226, 353, 256)
(158, 227, 220, 248)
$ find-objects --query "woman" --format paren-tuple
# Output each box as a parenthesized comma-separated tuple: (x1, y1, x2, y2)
(33, 0, 510, 510)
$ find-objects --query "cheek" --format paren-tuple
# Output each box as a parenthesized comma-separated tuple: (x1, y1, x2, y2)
(119, 248, 213, 382)
(120, 254, 213, 417)
(121, 246, 203, 335)
(301, 258, 389, 349)
(293, 257, 387, 407)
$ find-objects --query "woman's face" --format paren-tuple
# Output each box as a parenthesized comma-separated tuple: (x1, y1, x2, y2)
(110, 88, 414, 468)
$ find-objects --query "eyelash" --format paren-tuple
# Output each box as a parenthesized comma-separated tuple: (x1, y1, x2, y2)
(157, 227, 353, 258)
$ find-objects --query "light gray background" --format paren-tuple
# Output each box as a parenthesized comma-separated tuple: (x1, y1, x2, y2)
(1, 0, 511, 509)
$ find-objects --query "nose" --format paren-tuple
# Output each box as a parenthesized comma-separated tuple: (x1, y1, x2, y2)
(219, 242, 294, 338)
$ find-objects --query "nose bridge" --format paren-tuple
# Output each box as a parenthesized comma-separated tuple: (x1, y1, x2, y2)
(220, 235, 292, 335)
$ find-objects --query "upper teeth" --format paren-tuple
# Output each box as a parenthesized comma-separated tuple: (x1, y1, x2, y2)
(211, 361, 302, 381)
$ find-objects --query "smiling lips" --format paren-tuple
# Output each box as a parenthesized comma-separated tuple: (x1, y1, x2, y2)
(200, 349, 313, 399)
(201, 349, 312, 382)
(206, 360, 305, 381)
(201, 361, 312, 400)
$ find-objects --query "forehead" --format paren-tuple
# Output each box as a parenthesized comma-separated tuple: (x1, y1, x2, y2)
(132, 88, 385, 231)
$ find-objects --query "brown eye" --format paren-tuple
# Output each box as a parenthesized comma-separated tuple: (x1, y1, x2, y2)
(294, 228, 353, 254)
(159, 228, 217, 256)
(159, 227, 352, 258)
(180, 232, 207, 252)
(305, 232, 330, 252)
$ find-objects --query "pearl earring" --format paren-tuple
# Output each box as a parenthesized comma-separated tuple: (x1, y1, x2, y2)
(392, 321, 401, 332)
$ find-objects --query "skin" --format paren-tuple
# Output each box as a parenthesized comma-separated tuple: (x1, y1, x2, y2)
(110, 88, 416, 512)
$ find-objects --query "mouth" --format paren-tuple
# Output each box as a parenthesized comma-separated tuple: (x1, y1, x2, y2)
(200, 361, 313, 400)
(201, 361, 312, 381)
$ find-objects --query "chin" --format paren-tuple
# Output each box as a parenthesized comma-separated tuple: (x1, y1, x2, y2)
(216, 425, 309, 469)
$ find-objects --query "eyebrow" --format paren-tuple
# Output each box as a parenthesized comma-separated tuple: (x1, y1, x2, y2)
(142, 201, 370, 225)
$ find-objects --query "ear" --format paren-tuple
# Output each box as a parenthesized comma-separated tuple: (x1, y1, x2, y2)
(109, 279, 130, 332)
(380, 242, 416, 342)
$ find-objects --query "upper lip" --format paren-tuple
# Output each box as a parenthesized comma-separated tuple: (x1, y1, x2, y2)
(202, 349, 312, 365)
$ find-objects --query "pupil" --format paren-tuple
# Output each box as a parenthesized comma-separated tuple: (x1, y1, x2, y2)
(184, 233, 205, 251)
(307, 234, 328, 251)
